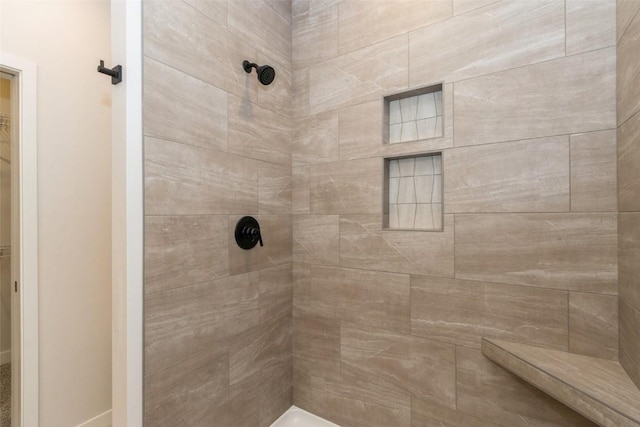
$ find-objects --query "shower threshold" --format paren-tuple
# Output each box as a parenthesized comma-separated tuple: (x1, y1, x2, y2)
(270, 406, 340, 427)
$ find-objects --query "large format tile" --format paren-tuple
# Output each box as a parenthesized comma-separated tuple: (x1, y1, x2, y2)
(618, 0, 640, 41)
(293, 110, 339, 166)
(309, 35, 408, 114)
(341, 323, 456, 407)
(618, 111, 640, 212)
(144, 58, 228, 151)
(410, 0, 564, 85)
(566, 0, 616, 55)
(570, 130, 617, 212)
(294, 265, 411, 334)
(144, 272, 260, 375)
(455, 48, 616, 147)
(293, 315, 341, 381)
(293, 215, 339, 266)
(292, 165, 310, 214)
(228, 94, 291, 166)
(259, 162, 292, 214)
(292, 1, 339, 68)
(411, 397, 500, 427)
(258, 264, 293, 323)
(339, 215, 454, 278)
(339, 0, 452, 55)
(620, 300, 640, 389)
(618, 11, 640, 124)
(444, 137, 570, 213)
(452, 0, 501, 15)
(145, 137, 259, 215)
(411, 276, 569, 351)
(456, 347, 598, 427)
(145, 215, 229, 295)
(455, 213, 618, 293)
(569, 292, 618, 360)
(619, 212, 640, 311)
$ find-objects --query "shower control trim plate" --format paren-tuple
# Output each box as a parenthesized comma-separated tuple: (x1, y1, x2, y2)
(235, 216, 263, 250)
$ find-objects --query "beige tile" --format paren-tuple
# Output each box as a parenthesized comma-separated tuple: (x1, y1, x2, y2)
(411, 276, 569, 351)
(456, 347, 598, 427)
(293, 372, 411, 427)
(570, 130, 617, 212)
(145, 215, 229, 295)
(411, 397, 500, 427)
(618, 111, 640, 211)
(338, 0, 452, 54)
(259, 162, 292, 214)
(569, 292, 618, 360)
(145, 272, 260, 375)
(227, 0, 292, 68)
(145, 347, 231, 427)
(309, 159, 382, 215)
(310, 35, 408, 114)
(144, 57, 228, 151)
(445, 137, 570, 213)
(410, 1, 564, 86)
(617, 0, 640, 41)
(144, 137, 259, 215)
(293, 66, 310, 119)
(294, 264, 411, 333)
(228, 94, 291, 166)
(267, 0, 292, 23)
(455, 213, 618, 293)
(293, 215, 339, 266)
(292, 165, 310, 214)
(183, 0, 226, 26)
(259, 347, 293, 426)
(618, 10, 640, 124)
(340, 215, 455, 277)
(619, 212, 640, 312)
(341, 323, 456, 407)
(228, 215, 292, 276)
(293, 111, 339, 166)
(453, 0, 501, 15)
(257, 53, 293, 119)
(258, 264, 293, 323)
(293, 315, 341, 380)
(566, 0, 616, 55)
(620, 300, 640, 389)
(454, 48, 616, 146)
(292, 2, 339, 68)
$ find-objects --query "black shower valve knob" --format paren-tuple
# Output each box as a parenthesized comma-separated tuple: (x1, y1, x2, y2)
(235, 216, 263, 250)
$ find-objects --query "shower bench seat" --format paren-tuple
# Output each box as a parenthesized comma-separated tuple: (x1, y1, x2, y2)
(481, 339, 640, 427)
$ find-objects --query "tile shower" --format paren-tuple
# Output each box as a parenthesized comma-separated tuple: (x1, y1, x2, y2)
(142, 0, 640, 426)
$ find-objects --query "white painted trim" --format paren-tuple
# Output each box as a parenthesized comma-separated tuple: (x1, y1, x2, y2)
(0, 350, 11, 365)
(76, 409, 112, 427)
(111, 0, 144, 426)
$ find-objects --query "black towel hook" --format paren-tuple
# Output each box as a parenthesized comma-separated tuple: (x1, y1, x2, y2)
(97, 60, 122, 85)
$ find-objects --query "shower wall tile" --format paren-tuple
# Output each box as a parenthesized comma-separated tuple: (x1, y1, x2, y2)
(455, 213, 618, 293)
(456, 347, 598, 427)
(258, 264, 293, 323)
(144, 57, 228, 151)
(338, 0, 451, 55)
(145, 137, 259, 215)
(309, 35, 408, 114)
(292, 215, 339, 266)
(618, 110, 640, 212)
(618, 10, 640, 125)
(339, 215, 455, 278)
(409, 1, 565, 86)
(453, 0, 501, 15)
(620, 300, 640, 389)
(145, 272, 260, 375)
(617, 0, 640, 41)
(267, 0, 292, 23)
(228, 215, 292, 276)
(259, 162, 292, 214)
(257, 53, 293, 118)
(565, 0, 616, 55)
(569, 130, 617, 212)
(183, 0, 226, 26)
(294, 265, 411, 334)
(293, 315, 341, 381)
(411, 276, 569, 351)
(411, 397, 500, 427)
(292, 1, 339, 68)
(309, 158, 382, 214)
(444, 137, 570, 213)
(144, 215, 229, 295)
(454, 48, 616, 147)
(292, 165, 310, 214)
(228, 94, 292, 166)
(338, 101, 383, 160)
(340, 323, 456, 407)
(293, 110, 339, 166)
(293, 66, 310, 119)
(619, 212, 640, 311)
(569, 292, 618, 360)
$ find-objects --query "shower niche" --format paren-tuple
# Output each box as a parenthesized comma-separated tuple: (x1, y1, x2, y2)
(384, 153, 443, 231)
(385, 83, 443, 144)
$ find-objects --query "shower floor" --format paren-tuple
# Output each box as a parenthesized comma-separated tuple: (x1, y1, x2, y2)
(270, 406, 339, 427)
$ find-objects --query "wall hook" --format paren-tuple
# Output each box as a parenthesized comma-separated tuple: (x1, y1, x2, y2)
(97, 60, 122, 85)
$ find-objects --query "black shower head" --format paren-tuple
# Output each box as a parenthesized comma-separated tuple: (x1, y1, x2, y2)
(243, 60, 276, 86)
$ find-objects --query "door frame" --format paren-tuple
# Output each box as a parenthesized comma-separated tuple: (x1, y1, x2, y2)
(0, 52, 39, 427)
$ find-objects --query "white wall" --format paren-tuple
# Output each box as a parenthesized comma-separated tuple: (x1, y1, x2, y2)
(0, 1, 112, 425)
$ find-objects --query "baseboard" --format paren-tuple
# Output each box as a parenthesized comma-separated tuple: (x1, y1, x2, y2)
(0, 350, 10, 365)
(76, 409, 112, 427)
